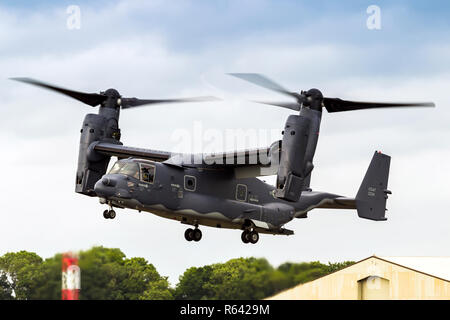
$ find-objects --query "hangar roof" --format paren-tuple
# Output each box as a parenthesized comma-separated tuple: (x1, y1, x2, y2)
(378, 256, 450, 281)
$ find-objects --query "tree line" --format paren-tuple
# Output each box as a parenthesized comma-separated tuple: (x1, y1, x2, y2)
(0, 246, 353, 300)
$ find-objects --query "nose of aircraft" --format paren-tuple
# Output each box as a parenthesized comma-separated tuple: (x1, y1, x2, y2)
(94, 176, 117, 198)
(101, 176, 117, 187)
(94, 175, 133, 199)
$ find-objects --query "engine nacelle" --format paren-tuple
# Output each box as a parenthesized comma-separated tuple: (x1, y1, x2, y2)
(275, 115, 312, 202)
(75, 111, 121, 196)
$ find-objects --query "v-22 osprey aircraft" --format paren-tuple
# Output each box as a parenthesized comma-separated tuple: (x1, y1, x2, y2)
(12, 74, 434, 244)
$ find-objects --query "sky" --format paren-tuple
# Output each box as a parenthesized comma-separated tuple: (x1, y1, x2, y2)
(0, 0, 449, 286)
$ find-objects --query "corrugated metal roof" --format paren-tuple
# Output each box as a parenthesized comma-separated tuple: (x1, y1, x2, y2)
(379, 256, 450, 281)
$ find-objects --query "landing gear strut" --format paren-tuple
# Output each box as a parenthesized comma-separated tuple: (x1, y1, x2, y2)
(103, 209, 116, 219)
(184, 227, 202, 242)
(241, 230, 259, 244)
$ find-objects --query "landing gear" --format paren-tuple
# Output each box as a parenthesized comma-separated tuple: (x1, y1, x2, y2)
(248, 230, 259, 244)
(241, 230, 259, 244)
(184, 227, 202, 242)
(184, 228, 194, 241)
(241, 231, 250, 243)
(193, 229, 202, 241)
(103, 209, 116, 219)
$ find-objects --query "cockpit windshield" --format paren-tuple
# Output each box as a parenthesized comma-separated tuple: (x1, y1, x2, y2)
(109, 161, 140, 179)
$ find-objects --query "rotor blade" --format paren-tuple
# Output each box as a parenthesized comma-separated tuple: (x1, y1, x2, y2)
(228, 73, 301, 100)
(120, 96, 221, 108)
(252, 100, 301, 111)
(10, 77, 107, 107)
(323, 97, 436, 113)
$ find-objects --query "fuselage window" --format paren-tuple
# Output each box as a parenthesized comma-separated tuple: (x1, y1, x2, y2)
(236, 184, 247, 201)
(140, 163, 155, 183)
(184, 175, 196, 192)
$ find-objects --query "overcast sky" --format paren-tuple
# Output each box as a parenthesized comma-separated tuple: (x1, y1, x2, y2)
(1, 0, 449, 285)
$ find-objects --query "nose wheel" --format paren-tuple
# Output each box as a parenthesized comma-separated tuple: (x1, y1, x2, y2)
(241, 230, 259, 244)
(184, 227, 202, 242)
(103, 209, 116, 219)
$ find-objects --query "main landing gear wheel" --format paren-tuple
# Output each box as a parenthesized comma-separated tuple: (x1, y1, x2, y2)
(193, 229, 202, 242)
(109, 210, 116, 219)
(241, 230, 259, 244)
(184, 228, 194, 241)
(248, 230, 259, 244)
(241, 231, 250, 243)
(184, 228, 202, 242)
(103, 209, 116, 219)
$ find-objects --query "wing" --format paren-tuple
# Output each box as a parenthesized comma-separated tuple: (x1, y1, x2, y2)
(93, 140, 281, 177)
(200, 140, 281, 178)
(202, 140, 280, 166)
(94, 142, 172, 162)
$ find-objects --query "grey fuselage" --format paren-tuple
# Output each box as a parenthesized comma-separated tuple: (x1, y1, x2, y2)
(94, 158, 343, 235)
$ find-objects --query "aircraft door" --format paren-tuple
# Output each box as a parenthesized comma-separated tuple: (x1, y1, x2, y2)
(167, 177, 183, 210)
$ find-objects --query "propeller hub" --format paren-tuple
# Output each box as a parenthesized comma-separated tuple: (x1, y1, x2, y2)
(102, 88, 121, 108)
(306, 88, 323, 100)
(301, 88, 323, 111)
(104, 88, 120, 97)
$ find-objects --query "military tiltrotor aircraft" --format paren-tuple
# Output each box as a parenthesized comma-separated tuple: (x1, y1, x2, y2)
(11, 74, 434, 244)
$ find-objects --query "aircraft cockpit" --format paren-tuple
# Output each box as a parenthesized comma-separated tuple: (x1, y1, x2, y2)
(109, 160, 155, 183)
(109, 161, 140, 179)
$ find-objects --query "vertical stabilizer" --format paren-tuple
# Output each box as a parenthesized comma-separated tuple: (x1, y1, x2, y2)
(356, 151, 391, 221)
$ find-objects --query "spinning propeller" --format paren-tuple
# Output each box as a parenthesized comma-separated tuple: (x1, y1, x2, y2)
(10, 77, 219, 109)
(229, 73, 435, 112)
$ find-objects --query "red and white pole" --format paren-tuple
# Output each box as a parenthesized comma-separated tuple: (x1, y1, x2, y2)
(62, 252, 80, 300)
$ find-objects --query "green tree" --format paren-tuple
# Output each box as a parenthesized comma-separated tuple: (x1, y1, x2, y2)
(264, 270, 290, 296)
(122, 257, 173, 300)
(277, 261, 326, 286)
(174, 265, 214, 300)
(0, 247, 353, 300)
(326, 261, 355, 273)
(0, 247, 173, 300)
(31, 254, 62, 300)
(176, 257, 277, 300)
(276, 260, 355, 290)
(0, 270, 13, 300)
(205, 257, 275, 300)
(0, 251, 43, 300)
(78, 246, 172, 300)
(140, 278, 174, 300)
(78, 246, 127, 299)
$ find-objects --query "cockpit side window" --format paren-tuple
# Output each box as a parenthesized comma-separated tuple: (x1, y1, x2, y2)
(140, 163, 155, 183)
